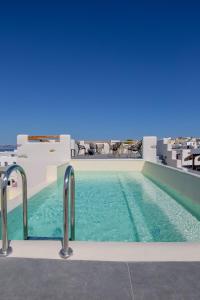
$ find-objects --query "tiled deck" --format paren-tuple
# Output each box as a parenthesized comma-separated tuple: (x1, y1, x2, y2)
(0, 258, 200, 299)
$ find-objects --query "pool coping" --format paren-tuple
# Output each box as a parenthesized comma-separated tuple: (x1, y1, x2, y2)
(3, 240, 200, 261)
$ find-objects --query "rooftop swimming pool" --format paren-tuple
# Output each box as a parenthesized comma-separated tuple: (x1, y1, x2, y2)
(3, 171, 200, 242)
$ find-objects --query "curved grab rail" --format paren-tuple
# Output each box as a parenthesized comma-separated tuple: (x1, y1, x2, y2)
(0, 164, 28, 256)
(59, 165, 75, 259)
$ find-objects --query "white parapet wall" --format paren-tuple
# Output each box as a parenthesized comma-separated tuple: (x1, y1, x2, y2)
(0, 151, 17, 167)
(17, 135, 71, 190)
(142, 161, 200, 218)
(142, 136, 157, 162)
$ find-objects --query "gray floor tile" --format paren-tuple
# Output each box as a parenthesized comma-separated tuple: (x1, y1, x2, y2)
(128, 262, 200, 300)
(0, 258, 132, 300)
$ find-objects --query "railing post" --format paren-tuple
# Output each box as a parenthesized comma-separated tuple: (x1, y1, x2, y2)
(70, 173, 75, 241)
(22, 171, 28, 240)
(0, 165, 28, 257)
(59, 165, 75, 259)
(0, 177, 11, 256)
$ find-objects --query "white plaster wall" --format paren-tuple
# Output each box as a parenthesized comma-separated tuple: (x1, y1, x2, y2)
(71, 139, 77, 157)
(17, 135, 71, 189)
(78, 141, 87, 155)
(71, 139, 75, 150)
(103, 143, 110, 154)
(0, 152, 17, 166)
(142, 136, 157, 162)
(157, 138, 171, 157)
(46, 165, 58, 183)
(57, 163, 69, 180)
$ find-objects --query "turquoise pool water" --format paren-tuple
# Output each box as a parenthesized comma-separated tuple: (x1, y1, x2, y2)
(3, 171, 200, 242)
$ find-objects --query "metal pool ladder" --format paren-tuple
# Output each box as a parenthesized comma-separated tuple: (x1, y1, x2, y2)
(0, 164, 28, 256)
(59, 165, 75, 258)
(0, 164, 75, 259)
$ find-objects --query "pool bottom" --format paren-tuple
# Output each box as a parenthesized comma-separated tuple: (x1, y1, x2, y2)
(3, 171, 200, 242)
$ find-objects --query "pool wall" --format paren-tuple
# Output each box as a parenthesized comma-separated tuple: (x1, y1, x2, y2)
(143, 161, 200, 218)
(71, 159, 144, 171)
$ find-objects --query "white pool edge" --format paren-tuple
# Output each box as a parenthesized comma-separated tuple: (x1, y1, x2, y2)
(4, 240, 200, 261)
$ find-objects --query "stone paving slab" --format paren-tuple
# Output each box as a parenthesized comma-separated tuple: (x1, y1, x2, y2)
(0, 258, 132, 300)
(0, 259, 200, 300)
(129, 262, 200, 300)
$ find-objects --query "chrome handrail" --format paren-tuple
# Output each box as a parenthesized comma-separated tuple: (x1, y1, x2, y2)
(59, 165, 75, 259)
(0, 164, 28, 256)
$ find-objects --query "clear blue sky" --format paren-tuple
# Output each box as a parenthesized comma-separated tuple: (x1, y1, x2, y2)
(0, 1, 200, 143)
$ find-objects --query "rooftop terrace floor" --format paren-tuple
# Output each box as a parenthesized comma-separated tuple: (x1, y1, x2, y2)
(0, 258, 199, 300)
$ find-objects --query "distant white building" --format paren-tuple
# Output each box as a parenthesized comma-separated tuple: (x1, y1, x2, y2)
(0, 151, 18, 190)
(157, 137, 200, 171)
(181, 138, 197, 149)
(0, 150, 17, 167)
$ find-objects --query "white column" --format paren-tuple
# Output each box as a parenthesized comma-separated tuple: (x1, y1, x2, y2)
(60, 135, 71, 160)
(142, 136, 157, 162)
(17, 135, 28, 146)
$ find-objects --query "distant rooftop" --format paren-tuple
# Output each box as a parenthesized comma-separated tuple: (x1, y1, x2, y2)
(192, 148, 200, 155)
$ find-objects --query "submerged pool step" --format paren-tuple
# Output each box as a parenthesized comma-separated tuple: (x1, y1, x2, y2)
(27, 236, 62, 241)
(118, 174, 154, 242)
(27, 236, 74, 241)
